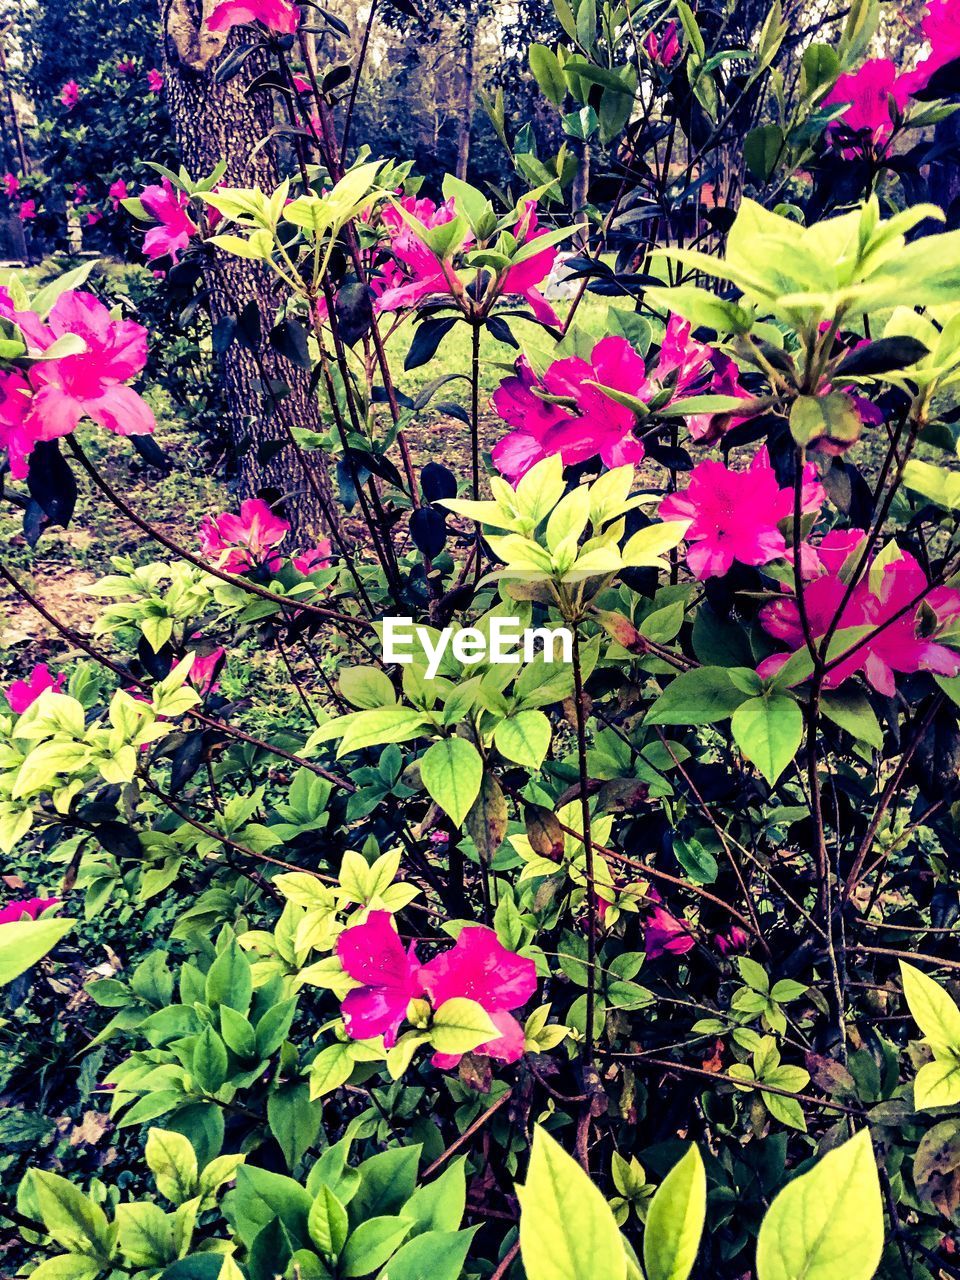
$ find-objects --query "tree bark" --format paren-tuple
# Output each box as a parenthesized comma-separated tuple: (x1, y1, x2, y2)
(159, 0, 334, 541)
(454, 0, 477, 181)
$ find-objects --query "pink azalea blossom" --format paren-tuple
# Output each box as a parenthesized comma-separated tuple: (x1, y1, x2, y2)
(5, 664, 66, 714)
(644, 20, 681, 66)
(337, 910, 423, 1047)
(291, 74, 311, 94)
(496, 202, 562, 326)
(3, 172, 20, 198)
(186, 646, 225, 696)
(0, 896, 61, 925)
(0, 370, 34, 476)
(146, 68, 164, 93)
(758, 534, 960, 696)
(207, 0, 300, 35)
(419, 925, 537, 1068)
(199, 498, 290, 574)
(649, 315, 751, 442)
(645, 905, 695, 960)
(59, 80, 80, 109)
(16, 291, 154, 450)
(292, 539, 332, 574)
(86, 210, 102, 227)
(116, 58, 137, 76)
(18, 199, 36, 222)
(907, 1, 960, 93)
(139, 179, 199, 264)
(659, 447, 824, 580)
(714, 925, 750, 956)
(823, 59, 913, 156)
(109, 178, 128, 211)
(492, 336, 650, 481)
(73, 184, 88, 203)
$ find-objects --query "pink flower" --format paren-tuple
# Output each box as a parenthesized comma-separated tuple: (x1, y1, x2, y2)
(116, 58, 137, 76)
(199, 498, 290, 574)
(337, 911, 423, 1047)
(187, 645, 225, 695)
(292, 539, 332, 574)
(5, 664, 66, 714)
(292, 74, 311, 94)
(715, 926, 750, 956)
(644, 20, 680, 66)
(18, 199, 36, 222)
(648, 315, 752, 442)
(496, 201, 561, 326)
(645, 905, 695, 960)
(659, 447, 824, 580)
(73, 184, 88, 203)
(86, 210, 102, 226)
(59, 80, 80, 109)
(109, 179, 128, 211)
(0, 896, 61, 925)
(492, 336, 649, 481)
(758, 535, 960, 695)
(0, 370, 35, 477)
(15, 292, 154, 459)
(146, 68, 164, 93)
(823, 59, 913, 156)
(139, 179, 199, 264)
(908, 1, 960, 93)
(3, 172, 20, 198)
(207, 0, 300, 34)
(419, 925, 537, 1068)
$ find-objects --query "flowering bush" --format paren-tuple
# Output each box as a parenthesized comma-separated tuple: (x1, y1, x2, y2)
(5, 1, 960, 1278)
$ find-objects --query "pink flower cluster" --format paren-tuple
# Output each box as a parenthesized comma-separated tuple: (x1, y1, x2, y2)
(4, 663, 65, 715)
(337, 911, 537, 1068)
(199, 497, 331, 576)
(758, 530, 960, 695)
(0, 291, 155, 480)
(377, 196, 560, 326)
(823, 2, 960, 156)
(59, 80, 79, 109)
(139, 179, 202, 265)
(491, 317, 749, 483)
(0, 896, 61, 925)
(207, 0, 300, 34)
(643, 20, 680, 67)
(660, 447, 823, 580)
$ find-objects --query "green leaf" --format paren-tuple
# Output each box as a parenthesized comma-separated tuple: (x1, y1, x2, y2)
(420, 738, 483, 826)
(494, 710, 552, 770)
(529, 43, 566, 105)
(756, 1130, 883, 1280)
(308, 1184, 350, 1257)
(268, 1084, 323, 1171)
(900, 961, 960, 1054)
(336, 706, 427, 757)
(820, 688, 883, 748)
(340, 1214, 412, 1276)
(205, 938, 253, 1016)
(116, 1201, 176, 1267)
(339, 666, 397, 709)
(646, 667, 751, 726)
(28, 1258, 102, 1280)
(731, 695, 803, 785)
(372, 1227, 476, 1279)
(0, 916, 75, 986)
(429, 997, 497, 1056)
(31, 1170, 115, 1260)
(403, 1158, 467, 1236)
(517, 1125, 626, 1280)
(902, 458, 960, 509)
(914, 1057, 960, 1109)
(643, 1144, 706, 1280)
(146, 1128, 199, 1205)
(192, 1026, 228, 1094)
(744, 124, 784, 183)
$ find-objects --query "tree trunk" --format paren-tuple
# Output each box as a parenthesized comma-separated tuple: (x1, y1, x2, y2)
(454, 0, 477, 181)
(159, 0, 334, 542)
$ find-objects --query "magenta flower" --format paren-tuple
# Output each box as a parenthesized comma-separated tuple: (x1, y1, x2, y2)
(18, 199, 36, 222)
(759, 535, 960, 696)
(0, 896, 61, 925)
(139, 179, 199, 264)
(207, 0, 300, 34)
(86, 210, 102, 227)
(16, 291, 155, 450)
(337, 911, 423, 1047)
(187, 645, 225, 696)
(3, 172, 20, 198)
(199, 498, 291, 574)
(419, 925, 537, 1068)
(823, 59, 912, 157)
(59, 80, 80, 109)
(907, 1, 960, 93)
(109, 179, 128, 211)
(714, 926, 750, 956)
(73, 184, 88, 203)
(0, 370, 36, 478)
(492, 336, 650, 481)
(644, 20, 680, 67)
(292, 539, 332, 574)
(645, 905, 695, 960)
(659, 447, 824, 580)
(146, 68, 164, 93)
(5, 664, 66, 714)
(116, 58, 137, 77)
(496, 202, 562, 327)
